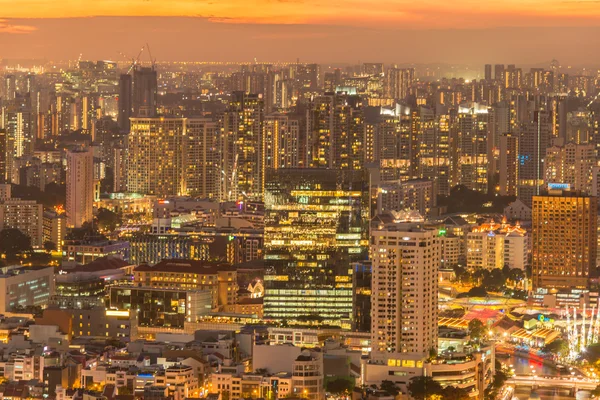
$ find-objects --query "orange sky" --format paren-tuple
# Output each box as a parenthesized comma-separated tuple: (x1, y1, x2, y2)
(2, 0, 600, 28)
(1, 1, 600, 63)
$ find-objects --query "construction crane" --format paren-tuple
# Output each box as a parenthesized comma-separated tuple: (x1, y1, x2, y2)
(146, 43, 157, 69)
(126, 46, 145, 75)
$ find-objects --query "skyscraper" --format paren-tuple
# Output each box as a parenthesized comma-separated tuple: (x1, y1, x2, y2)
(518, 110, 552, 205)
(132, 66, 158, 117)
(262, 113, 301, 173)
(127, 117, 187, 197)
(0, 130, 7, 184)
(219, 92, 264, 201)
(66, 147, 94, 228)
(499, 133, 518, 196)
(370, 213, 440, 359)
(484, 64, 492, 81)
(186, 118, 220, 199)
(306, 93, 365, 170)
(386, 68, 414, 100)
(117, 74, 132, 132)
(532, 189, 597, 290)
(545, 142, 595, 194)
(455, 102, 489, 192)
(263, 169, 369, 327)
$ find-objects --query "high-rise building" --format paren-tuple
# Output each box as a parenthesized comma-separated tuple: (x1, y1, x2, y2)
(545, 142, 596, 194)
(263, 169, 369, 327)
(532, 190, 597, 290)
(118, 74, 132, 132)
(186, 118, 220, 199)
(43, 210, 66, 252)
(0, 130, 8, 183)
(518, 110, 552, 205)
(0, 198, 43, 247)
(262, 113, 301, 174)
(112, 146, 127, 193)
(127, 117, 187, 197)
(499, 133, 518, 196)
(132, 66, 157, 117)
(494, 64, 505, 82)
(455, 103, 489, 192)
(386, 68, 414, 100)
(4, 75, 16, 100)
(484, 64, 492, 81)
(306, 93, 365, 170)
(370, 213, 440, 359)
(373, 104, 412, 182)
(66, 148, 94, 228)
(219, 92, 264, 201)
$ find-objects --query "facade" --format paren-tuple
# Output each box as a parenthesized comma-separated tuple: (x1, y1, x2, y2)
(132, 259, 238, 311)
(64, 241, 130, 264)
(186, 118, 220, 199)
(499, 133, 518, 196)
(43, 210, 66, 252)
(370, 219, 440, 359)
(467, 220, 529, 270)
(0, 198, 43, 247)
(291, 351, 324, 400)
(263, 169, 369, 326)
(110, 286, 212, 328)
(0, 266, 55, 312)
(66, 147, 94, 228)
(127, 117, 187, 196)
(377, 179, 435, 216)
(545, 142, 595, 194)
(455, 103, 489, 193)
(532, 190, 598, 290)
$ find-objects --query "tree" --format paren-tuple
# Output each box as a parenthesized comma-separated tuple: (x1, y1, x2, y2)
(0, 229, 32, 258)
(542, 339, 569, 358)
(466, 286, 487, 297)
(468, 319, 486, 341)
(379, 380, 400, 396)
(591, 384, 600, 397)
(440, 386, 470, 400)
(43, 241, 57, 252)
(407, 376, 442, 400)
(96, 208, 122, 232)
(508, 268, 524, 283)
(327, 378, 353, 395)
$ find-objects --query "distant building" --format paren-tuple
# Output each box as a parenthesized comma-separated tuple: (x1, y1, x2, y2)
(0, 198, 43, 247)
(532, 189, 597, 290)
(0, 266, 55, 312)
(66, 147, 94, 228)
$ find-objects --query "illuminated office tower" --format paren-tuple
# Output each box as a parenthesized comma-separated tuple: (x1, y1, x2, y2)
(0, 130, 7, 183)
(362, 63, 384, 76)
(374, 104, 412, 181)
(263, 169, 369, 326)
(455, 102, 489, 192)
(4, 75, 16, 100)
(306, 93, 365, 170)
(118, 74, 132, 132)
(499, 133, 519, 196)
(385, 68, 414, 100)
(504, 65, 522, 89)
(81, 93, 99, 133)
(548, 95, 567, 142)
(112, 146, 127, 193)
(518, 110, 552, 206)
(370, 213, 440, 359)
(566, 110, 593, 144)
(219, 92, 264, 201)
(414, 106, 452, 196)
(132, 66, 157, 117)
(66, 147, 94, 228)
(5, 100, 34, 159)
(532, 190, 597, 290)
(544, 143, 595, 194)
(127, 117, 187, 197)
(263, 113, 301, 174)
(186, 118, 219, 199)
(484, 64, 492, 81)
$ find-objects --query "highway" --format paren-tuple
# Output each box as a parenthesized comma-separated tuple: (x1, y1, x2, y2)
(507, 375, 597, 391)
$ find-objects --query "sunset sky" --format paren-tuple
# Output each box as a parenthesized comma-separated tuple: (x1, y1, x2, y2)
(1, 0, 600, 64)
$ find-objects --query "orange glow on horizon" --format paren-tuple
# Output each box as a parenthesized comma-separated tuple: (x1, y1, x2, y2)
(1, 0, 600, 29)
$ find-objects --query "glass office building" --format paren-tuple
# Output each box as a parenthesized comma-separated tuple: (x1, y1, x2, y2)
(263, 169, 369, 326)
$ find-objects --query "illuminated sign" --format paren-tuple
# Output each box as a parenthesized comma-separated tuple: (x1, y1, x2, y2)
(106, 310, 129, 317)
(548, 183, 570, 190)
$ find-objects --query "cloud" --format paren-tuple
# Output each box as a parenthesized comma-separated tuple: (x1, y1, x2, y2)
(0, 19, 37, 34)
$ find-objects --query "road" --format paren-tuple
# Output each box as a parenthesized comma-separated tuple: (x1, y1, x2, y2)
(507, 375, 597, 390)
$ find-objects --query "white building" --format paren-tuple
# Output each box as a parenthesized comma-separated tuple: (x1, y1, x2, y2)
(0, 266, 54, 312)
(291, 350, 324, 400)
(66, 147, 94, 228)
(370, 218, 440, 359)
(467, 220, 529, 270)
(545, 142, 595, 194)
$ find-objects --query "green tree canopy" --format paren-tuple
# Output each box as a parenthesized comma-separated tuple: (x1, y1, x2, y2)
(0, 229, 32, 258)
(468, 319, 486, 341)
(96, 208, 122, 232)
(542, 339, 569, 358)
(407, 376, 442, 400)
(440, 386, 470, 400)
(326, 378, 353, 395)
(379, 380, 400, 396)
